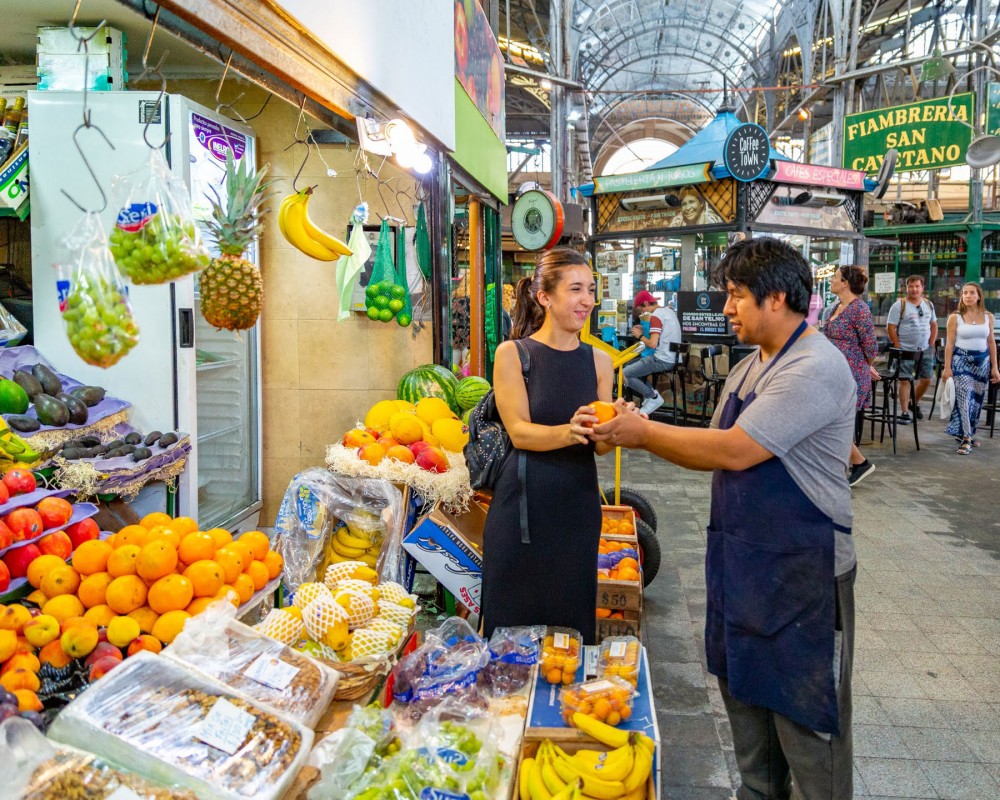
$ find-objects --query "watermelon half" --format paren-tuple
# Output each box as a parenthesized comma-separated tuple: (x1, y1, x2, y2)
(398, 364, 461, 414)
(456, 376, 491, 411)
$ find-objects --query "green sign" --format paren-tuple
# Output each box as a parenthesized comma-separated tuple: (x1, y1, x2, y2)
(593, 163, 711, 194)
(843, 94, 974, 174)
(988, 83, 1000, 136)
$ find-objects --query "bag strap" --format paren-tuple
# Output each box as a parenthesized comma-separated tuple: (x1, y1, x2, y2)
(513, 339, 531, 543)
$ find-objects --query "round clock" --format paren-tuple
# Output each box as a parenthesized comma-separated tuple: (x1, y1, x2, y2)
(511, 189, 565, 251)
(724, 123, 771, 182)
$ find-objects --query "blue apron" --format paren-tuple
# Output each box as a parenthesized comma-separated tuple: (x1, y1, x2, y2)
(706, 321, 847, 736)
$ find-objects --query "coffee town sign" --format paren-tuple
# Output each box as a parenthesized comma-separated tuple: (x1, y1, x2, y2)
(843, 94, 974, 173)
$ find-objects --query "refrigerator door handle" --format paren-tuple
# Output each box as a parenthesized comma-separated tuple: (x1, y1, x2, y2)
(178, 308, 195, 348)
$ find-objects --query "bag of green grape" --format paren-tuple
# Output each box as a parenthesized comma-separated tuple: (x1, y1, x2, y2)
(364, 219, 406, 324)
(108, 149, 211, 284)
(57, 212, 140, 368)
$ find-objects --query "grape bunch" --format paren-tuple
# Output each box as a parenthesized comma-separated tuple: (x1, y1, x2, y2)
(61, 275, 140, 368)
(365, 280, 410, 326)
(109, 212, 210, 285)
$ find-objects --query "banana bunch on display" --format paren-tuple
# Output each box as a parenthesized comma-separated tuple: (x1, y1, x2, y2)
(519, 728, 654, 800)
(279, 188, 353, 262)
(0, 418, 41, 466)
(326, 512, 385, 569)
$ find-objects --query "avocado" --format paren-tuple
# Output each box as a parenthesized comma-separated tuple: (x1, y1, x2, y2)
(157, 432, 179, 448)
(106, 446, 131, 458)
(70, 386, 106, 407)
(61, 448, 86, 460)
(31, 364, 62, 395)
(6, 415, 40, 433)
(144, 431, 162, 447)
(124, 432, 142, 445)
(131, 446, 152, 462)
(56, 393, 89, 425)
(79, 435, 101, 448)
(0, 378, 29, 415)
(34, 394, 70, 427)
(12, 370, 43, 400)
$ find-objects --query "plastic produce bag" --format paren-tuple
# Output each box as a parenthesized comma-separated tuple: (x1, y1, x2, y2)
(364, 219, 407, 324)
(166, 600, 339, 728)
(56, 212, 140, 368)
(274, 468, 405, 592)
(1, 716, 198, 800)
(47, 651, 313, 800)
(308, 706, 402, 800)
(109, 149, 211, 284)
(0, 302, 26, 346)
(483, 625, 545, 697)
(391, 617, 491, 720)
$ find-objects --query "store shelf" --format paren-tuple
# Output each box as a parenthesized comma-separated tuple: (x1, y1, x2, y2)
(198, 422, 244, 445)
(197, 357, 241, 372)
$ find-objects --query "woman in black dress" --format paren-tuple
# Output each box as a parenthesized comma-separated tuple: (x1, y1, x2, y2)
(481, 248, 614, 644)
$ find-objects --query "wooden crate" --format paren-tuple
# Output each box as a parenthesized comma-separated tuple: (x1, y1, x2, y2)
(597, 513, 643, 630)
(600, 504, 638, 532)
(512, 737, 655, 799)
(597, 609, 641, 640)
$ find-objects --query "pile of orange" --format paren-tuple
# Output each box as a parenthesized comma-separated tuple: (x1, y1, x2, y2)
(25, 512, 284, 646)
(606, 556, 641, 583)
(595, 609, 629, 621)
(600, 514, 635, 536)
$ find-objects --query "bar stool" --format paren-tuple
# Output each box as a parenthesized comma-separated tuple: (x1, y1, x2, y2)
(649, 342, 690, 424)
(982, 380, 998, 438)
(865, 348, 922, 454)
(928, 337, 946, 418)
(698, 345, 727, 426)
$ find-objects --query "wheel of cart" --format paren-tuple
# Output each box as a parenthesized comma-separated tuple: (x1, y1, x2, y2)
(581, 291, 661, 588)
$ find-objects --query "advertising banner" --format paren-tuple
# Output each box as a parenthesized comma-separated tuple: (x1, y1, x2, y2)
(597, 183, 733, 234)
(455, 0, 504, 140)
(677, 291, 729, 336)
(593, 163, 711, 194)
(843, 95, 974, 174)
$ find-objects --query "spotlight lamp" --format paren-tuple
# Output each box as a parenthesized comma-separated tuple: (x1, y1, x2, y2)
(946, 66, 1000, 169)
(919, 49, 957, 84)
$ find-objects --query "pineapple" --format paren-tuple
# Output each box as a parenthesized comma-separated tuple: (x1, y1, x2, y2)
(200, 152, 273, 331)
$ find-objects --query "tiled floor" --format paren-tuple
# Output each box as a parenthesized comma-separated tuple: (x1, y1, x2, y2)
(598, 406, 1000, 799)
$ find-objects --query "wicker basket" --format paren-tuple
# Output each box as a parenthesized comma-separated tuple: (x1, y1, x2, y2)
(314, 620, 417, 701)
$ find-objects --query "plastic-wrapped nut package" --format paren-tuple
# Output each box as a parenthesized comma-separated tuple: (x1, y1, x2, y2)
(46, 652, 314, 800)
(166, 601, 339, 728)
(3, 717, 199, 800)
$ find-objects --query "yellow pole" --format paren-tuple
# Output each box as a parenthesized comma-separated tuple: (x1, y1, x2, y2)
(615, 366, 623, 505)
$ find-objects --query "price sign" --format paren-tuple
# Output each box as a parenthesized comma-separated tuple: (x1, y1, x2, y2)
(197, 698, 254, 755)
(244, 654, 299, 690)
(874, 272, 897, 294)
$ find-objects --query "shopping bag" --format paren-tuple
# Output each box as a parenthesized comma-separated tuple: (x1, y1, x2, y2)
(937, 376, 955, 420)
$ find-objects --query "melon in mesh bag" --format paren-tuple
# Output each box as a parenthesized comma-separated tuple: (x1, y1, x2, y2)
(376, 601, 414, 627)
(367, 617, 404, 645)
(255, 608, 305, 646)
(346, 628, 396, 661)
(303, 596, 350, 651)
(322, 561, 369, 589)
(333, 578, 380, 602)
(334, 588, 376, 630)
(293, 581, 333, 609)
(378, 581, 416, 608)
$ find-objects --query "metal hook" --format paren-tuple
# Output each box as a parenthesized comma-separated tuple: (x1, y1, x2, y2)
(284, 96, 312, 192)
(68, 0, 106, 52)
(213, 50, 246, 119)
(135, 38, 170, 150)
(60, 123, 116, 214)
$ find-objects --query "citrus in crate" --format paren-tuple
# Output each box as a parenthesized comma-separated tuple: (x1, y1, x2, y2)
(540, 627, 582, 685)
(598, 636, 641, 687)
(560, 675, 636, 727)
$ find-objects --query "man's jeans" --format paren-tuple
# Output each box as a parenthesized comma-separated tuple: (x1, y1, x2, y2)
(624, 355, 673, 400)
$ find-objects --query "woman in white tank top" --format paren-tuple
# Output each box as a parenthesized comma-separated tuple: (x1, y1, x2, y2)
(942, 283, 999, 453)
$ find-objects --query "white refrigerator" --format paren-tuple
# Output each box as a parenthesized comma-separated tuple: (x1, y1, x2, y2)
(29, 91, 262, 532)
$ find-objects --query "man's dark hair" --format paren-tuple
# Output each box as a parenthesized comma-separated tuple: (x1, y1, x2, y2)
(905, 274, 924, 287)
(714, 237, 812, 314)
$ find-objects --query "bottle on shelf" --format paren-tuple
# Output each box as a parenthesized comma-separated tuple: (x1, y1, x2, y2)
(12, 107, 27, 152)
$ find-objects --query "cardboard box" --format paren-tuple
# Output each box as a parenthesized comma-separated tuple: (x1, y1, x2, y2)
(597, 609, 640, 640)
(514, 739, 655, 800)
(37, 25, 127, 56)
(0, 143, 29, 220)
(402, 500, 486, 617)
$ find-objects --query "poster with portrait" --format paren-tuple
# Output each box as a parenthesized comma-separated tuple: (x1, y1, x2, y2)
(597, 183, 735, 234)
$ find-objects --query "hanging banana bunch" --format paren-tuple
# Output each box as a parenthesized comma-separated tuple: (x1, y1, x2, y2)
(279, 188, 353, 261)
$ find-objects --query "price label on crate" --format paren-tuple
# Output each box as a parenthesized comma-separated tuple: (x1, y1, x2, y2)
(244, 654, 300, 690)
(599, 588, 630, 608)
(197, 698, 254, 755)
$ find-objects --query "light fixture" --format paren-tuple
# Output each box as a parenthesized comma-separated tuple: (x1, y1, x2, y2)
(413, 151, 433, 174)
(539, 78, 552, 90)
(919, 49, 956, 83)
(796, 190, 847, 207)
(797, 108, 810, 121)
(355, 116, 435, 174)
(567, 109, 582, 121)
(946, 66, 1000, 169)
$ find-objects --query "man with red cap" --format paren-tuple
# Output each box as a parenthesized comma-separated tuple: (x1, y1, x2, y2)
(624, 289, 682, 415)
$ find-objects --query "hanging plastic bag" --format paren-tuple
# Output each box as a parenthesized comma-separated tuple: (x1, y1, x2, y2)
(57, 212, 140, 368)
(0, 302, 26, 346)
(394, 230, 413, 328)
(414, 202, 432, 281)
(364, 219, 406, 323)
(108, 149, 211, 284)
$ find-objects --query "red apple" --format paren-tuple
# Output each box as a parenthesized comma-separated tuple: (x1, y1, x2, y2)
(36, 497, 73, 530)
(88, 655, 122, 682)
(4, 509, 42, 542)
(37, 531, 72, 560)
(65, 518, 100, 548)
(416, 446, 449, 474)
(0, 520, 12, 550)
(0, 482, 9, 506)
(409, 441, 432, 458)
(2, 470, 36, 497)
(0, 560, 9, 593)
(85, 642, 123, 668)
(2, 544, 40, 579)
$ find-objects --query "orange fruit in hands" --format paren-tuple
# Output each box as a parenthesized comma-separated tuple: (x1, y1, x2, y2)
(589, 401, 617, 426)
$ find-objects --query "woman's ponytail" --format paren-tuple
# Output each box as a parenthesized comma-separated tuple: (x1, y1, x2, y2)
(510, 275, 544, 340)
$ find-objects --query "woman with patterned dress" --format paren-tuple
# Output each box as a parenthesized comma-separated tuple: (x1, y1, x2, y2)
(825, 266, 880, 486)
(943, 283, 1000, 454)
(480, 248, 614, 645)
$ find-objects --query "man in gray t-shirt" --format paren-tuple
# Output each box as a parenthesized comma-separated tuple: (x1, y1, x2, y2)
(591, 238, 857, 799)
(886, 274, 938, 422)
